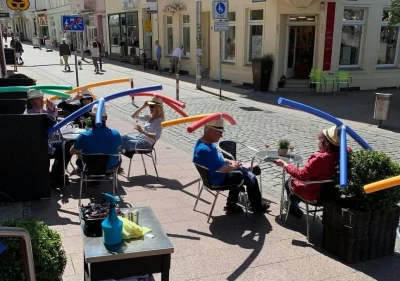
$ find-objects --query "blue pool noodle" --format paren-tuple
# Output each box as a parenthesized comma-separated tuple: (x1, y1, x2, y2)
(340, 126, 348, 187)
(95, 98, 106, 128)
(47, 85, 162, 134)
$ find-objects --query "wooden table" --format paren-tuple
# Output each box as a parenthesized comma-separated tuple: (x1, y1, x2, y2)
(82, 207, 174, 281)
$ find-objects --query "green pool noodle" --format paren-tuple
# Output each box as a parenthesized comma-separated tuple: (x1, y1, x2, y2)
(29, 85, 73, 91)
(42, 89, 70, 99)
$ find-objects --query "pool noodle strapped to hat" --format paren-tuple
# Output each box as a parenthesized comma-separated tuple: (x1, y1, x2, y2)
(277, 98, 372, 188)
(129, 92, 186, 108)
(42, 89, 71, 99)
(48, 85, 162, 134)
(187, 113, 236, 133)
(66, 78, 131, 94)
(161, 114, 211, 128)
(0, 85, 73, 93)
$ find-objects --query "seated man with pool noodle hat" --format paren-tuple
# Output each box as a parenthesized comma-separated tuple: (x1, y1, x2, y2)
(193, 118, 270, 214)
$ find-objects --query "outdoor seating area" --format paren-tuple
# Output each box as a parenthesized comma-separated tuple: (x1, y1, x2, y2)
(309, 69, 354, 95)
(0, 76, 399, 281)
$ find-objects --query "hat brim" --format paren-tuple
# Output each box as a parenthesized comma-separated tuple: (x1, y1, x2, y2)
(322, 129, 339, 146)
(148, 101, 162, 105)
(27, 95, 44, 100)
(206, 125, 225, 133)
(82, 95, 93, 99)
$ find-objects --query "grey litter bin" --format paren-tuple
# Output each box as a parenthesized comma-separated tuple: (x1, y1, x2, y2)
(374, 93, 393, 127)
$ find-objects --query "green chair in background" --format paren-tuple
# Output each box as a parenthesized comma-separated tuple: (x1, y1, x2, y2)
(336, 70, 353, 95)
(309, 69, 324, 94)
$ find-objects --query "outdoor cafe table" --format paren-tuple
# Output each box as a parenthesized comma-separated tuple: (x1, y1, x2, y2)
(82, 206, 174, 281)
(250, 150, 303, 220)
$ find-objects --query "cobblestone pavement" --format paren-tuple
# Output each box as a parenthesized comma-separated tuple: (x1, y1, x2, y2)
(18, 45, 400, 199)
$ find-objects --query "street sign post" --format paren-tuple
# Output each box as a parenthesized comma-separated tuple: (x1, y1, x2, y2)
(213, 0, 229, 100)
(61, 15, 85, 32)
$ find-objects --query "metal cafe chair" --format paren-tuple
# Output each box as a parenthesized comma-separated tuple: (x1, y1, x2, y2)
(193, 163, 248, 223)
(78, 153, 120, 208)
(284, 178, 337, 242)
(121, 141, 159, 179)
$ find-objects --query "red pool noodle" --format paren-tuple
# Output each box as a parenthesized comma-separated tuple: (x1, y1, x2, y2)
(187, 113, 236, 133)
(163, 99, 188, 117)
(129, 92, 186, 108)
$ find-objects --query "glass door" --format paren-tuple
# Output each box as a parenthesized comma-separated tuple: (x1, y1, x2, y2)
(286, 26, 297, 78)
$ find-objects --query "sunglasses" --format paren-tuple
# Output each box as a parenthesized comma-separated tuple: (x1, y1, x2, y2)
(149, 105, 156, 109)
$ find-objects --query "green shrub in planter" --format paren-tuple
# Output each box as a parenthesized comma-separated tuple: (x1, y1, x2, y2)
(0, 218, 67, 281)
(346, 150, 400, 211)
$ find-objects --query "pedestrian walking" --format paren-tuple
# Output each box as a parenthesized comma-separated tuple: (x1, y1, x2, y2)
(91, 40, 100, 74)
(3, 31, 7, 43)
(59, 38, 71, 72)
(15, 38, 24, 65)
(10, 37, 16, 49)
(155, 40, 161, 74)
(169, 45, 183, 74)
(94, 37, 103, 72)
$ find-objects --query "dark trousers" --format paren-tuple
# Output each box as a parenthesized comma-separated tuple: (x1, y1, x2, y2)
(49, 141, 72, 180)
(222, 167, 263, 211)
(285, 180, 300, 210)
(98, 55, 102, 70)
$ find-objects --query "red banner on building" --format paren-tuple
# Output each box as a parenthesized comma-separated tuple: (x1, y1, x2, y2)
(323, 2, 336, 71)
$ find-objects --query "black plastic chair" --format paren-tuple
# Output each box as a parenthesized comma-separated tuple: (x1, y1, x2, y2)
(285, 178, 337, 242)
(121, 141, 158, 179)
(193, 163, 248, 223)
(78, 153, 120, 208)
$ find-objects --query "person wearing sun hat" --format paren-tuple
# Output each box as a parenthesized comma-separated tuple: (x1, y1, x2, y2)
(120, 96, 165, 154)
(24, 89, 73, 187)
(70, 104, 122, 179)
(193, 118, 270, 214)
(274, 126, 344, 218)
(57, 88, 94, 125)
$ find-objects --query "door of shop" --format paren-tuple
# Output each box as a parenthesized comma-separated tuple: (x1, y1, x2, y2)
(286, 25, 316, 79)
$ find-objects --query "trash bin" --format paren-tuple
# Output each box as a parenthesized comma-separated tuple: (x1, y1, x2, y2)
(374, 93, 392, 126)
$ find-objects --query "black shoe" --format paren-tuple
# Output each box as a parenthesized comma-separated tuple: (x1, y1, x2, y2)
(289, 208, 303, 219)
(90, 181, 101, 188)
(224, 203, 243, 214)
(251, 202, 270, 214)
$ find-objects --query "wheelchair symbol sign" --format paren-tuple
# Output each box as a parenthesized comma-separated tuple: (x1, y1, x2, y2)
(213, 0, 228, 20)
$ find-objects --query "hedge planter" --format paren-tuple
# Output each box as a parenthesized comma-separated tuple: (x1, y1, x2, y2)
(322, 202, 400, 264)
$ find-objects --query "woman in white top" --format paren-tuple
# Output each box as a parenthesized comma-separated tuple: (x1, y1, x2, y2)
(91, 41, 100, 73)
(121, 97, 165, 151)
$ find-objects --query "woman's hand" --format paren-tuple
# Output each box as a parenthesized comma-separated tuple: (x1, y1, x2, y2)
(73, 91, 83, 101)
(143, 101, 148, 107)
(274, 159, 288, 167)
(135, 124, 143, 133)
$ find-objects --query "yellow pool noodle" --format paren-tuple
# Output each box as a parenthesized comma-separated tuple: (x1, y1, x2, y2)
(364, 175, 400, 194)
(161, 114, 210, 128)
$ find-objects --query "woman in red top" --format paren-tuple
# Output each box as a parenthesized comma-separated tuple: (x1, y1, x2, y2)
(275, 126, 340, 218)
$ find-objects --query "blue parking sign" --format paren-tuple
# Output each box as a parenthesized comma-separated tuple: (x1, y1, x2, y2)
(213, 0, 228, 20)
(62, 15, 85, 32)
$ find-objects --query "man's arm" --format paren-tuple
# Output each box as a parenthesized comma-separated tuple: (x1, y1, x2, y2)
(70, 134, 84, 156)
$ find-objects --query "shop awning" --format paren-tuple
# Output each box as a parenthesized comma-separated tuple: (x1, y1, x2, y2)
(284, 0, 317, 8)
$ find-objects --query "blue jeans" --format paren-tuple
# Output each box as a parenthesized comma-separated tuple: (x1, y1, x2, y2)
(121, 134, 152, 151)
(285, 180, 300, 210)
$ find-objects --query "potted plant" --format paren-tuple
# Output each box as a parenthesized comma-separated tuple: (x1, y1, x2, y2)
(251, 54, 274, 92)
(0, 218, 67, 280)
(277, 139, 290, 156)
(323, 150, 400, 263)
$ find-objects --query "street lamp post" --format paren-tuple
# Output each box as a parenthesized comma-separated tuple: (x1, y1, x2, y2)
(196, 0, 202, 90)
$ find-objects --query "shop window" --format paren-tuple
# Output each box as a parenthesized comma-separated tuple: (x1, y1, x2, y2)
(126, 12, 139, 55)
(339, 8, 365, 67)
(377, 10, 399, 67)
(109, 14, 120, 54)
(224, 12, 236, 62)
(247, 9, 264, 62)
(182, 15, 190, 57)
(166, 16, 173, 55)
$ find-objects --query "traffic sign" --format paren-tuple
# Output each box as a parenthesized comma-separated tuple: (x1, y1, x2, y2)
(62, 15, 85, 32)
(213, 0, 228, 20)
(214, 20, 228, 32)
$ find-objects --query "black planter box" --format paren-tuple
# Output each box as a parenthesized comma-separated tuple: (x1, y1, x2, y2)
(252, 61, 273, 92)
(322, 202, 400, 264)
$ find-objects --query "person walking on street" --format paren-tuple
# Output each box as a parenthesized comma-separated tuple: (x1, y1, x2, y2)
(59, 38, 71, 72)
(169, 45, 183, 75)
(155, 40, 161, 74)
(95, 37, 103, 72)
(91, 40, 100, 74)
(15, 38, 24, 65)
(10, 37, 16, 49)
(3, 31, 7, 43)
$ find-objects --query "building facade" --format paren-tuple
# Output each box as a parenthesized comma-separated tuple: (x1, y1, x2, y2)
(104, 0, 395, 92)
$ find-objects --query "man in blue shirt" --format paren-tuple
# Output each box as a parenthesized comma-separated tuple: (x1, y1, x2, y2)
(155, 40, 162, 74)
(70, 104, 122, 184)
(193, 119, 269, 214)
